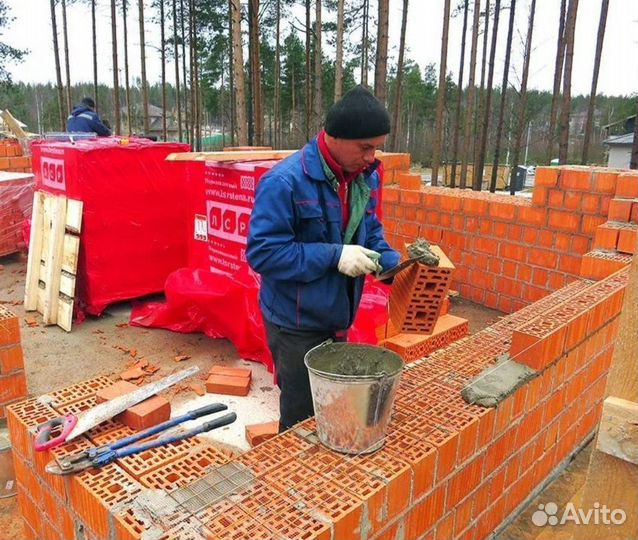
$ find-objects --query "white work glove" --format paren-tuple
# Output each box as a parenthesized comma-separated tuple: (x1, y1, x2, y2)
(337, 245, 381, 277)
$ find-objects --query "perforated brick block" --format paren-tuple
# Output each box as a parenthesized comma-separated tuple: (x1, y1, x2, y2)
(0, 305, 20, 345)
(46, 375, 114, 407)
(389, 245, 455, 334)
(382, 314, 469, 362)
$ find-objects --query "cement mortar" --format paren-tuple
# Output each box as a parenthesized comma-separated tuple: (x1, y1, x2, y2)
(461, 353, 536, 407)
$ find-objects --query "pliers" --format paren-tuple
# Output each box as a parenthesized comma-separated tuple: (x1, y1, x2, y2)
(45, 403, 237, 475)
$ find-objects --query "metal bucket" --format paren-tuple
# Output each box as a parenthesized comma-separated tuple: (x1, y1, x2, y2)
(0, 419, 17, 498)
(304, 342, 404, 454)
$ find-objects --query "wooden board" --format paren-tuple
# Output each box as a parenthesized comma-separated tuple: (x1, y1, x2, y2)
(166, 150, 296, 162)
(597, 396, 638, 464)
(23, 190, 83, 332)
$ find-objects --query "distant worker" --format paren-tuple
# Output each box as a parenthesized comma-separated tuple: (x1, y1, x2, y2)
(67, 97, 111, 136)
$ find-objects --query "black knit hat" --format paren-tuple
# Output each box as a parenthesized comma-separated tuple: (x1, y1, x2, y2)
(324, 85, 391, 139)
(81, 97, 96, 109)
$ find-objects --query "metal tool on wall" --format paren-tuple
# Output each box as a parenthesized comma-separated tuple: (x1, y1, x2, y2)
(34, 366, 200, 451)
(46, 403, 237, 475)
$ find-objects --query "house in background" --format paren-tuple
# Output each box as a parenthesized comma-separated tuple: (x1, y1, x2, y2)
(120, 103, 179, 140)
(602, 114, 636, 169)
(604, 133, 634, 168)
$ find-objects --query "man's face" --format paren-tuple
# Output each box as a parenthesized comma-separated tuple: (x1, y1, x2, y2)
(325, 134, 388, 173)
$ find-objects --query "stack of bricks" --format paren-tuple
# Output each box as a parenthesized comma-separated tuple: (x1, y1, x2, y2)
(0, 306, 27, 418)
(381, 245, 469, 362)
(381, 166, 634, 312)
(206, 365, 252, 396)
(8, 260, 630, 540)
(376, 152, 411, 187)
(581, 171, 637, 280)
(0, 139, 32, 173)
(0, 170, 34, 257)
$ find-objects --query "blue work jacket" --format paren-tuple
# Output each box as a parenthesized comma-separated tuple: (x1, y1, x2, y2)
(246, 138, 400, 332)
(67, 106, 111, 136)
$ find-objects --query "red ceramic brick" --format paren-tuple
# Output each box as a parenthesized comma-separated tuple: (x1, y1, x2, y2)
(548, 188, 564, 207)
(617, 226, 637, 254)
(206, 373, 251, 396)
(208, 365, 252, 379)
(548, 209, 581, 232)
(615, 172, 638, 198)
(608, 199, 633, 222)
(563, 191, 582, 211)
(398, 173, 422, 190)
(581, 193, 600, 214)
(95, 380, 171, 431)
(245, 420, 279, 447)
(0, 344, 24, 373)
(582, 215, 607, 235)
(560, 168, 592, 191)
(0, 371, 27, 406)
(46, 375, 114, 408)
(446, 454, 485, 510)
(535, 167, 559, 187)
(594, 223, 620, 250)
(404, 486, 446, 540)
(592, 170, 619, 194)
(532, 186, 548, 206)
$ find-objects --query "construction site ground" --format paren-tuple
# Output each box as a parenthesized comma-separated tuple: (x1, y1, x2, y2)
(0, 252, 588, 539)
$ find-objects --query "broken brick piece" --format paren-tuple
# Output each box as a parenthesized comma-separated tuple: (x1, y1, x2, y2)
(95, 380, 171, 431)
(120, 366, 146, 381)
(245, 421, 279, 447)
(208, 366, 252, 379)
(189, 382, 206, 396)
(206, 374, 251, 396)
(174, 355, 191, 362)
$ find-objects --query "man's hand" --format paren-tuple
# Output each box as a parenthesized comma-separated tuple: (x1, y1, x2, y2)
(338, 245, 381, 277)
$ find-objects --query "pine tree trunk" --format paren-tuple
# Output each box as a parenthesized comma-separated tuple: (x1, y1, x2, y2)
(160, 0, 167, 140)
(249, 0, 263, 145)
(230, 0, 247, 145)
(548, 0, 567, 163)
(472, 0, 489, 188)
(274, 0, 281, 148)
(361, 0, 369, 86)
(489, 0, 516, 192)
(227, 0, 234, 146)
(509, 0, 536, 195)
(61, 0, 72, 115)
(374, 0, 389, 103)
(313, 0, 322, 133)
(475, 0, 500, 192)
(459, 0, 481, 189)
(581, 0, 609, 165)
(189, 0, 196, 147)
(139, 0, 150, 134)
(390, 0, 409, 152)
(558, 0, 579, 164)
(304, 0, 311, 141)
(91, 0, 98, 111)
(450, 0, 470, 188)
(192, 0, 201, 150)
(431, 0, 451, 186)
(173, 0, 183, 142)
(50, 0, 65, 129)
(180, 0, 189, 144)
(122, 0, 132, 135)
(110, 0, 121, 135)
(334, 0, 345, 102)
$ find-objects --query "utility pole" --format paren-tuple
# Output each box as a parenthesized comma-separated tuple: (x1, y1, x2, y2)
(524, 122, 531, 166)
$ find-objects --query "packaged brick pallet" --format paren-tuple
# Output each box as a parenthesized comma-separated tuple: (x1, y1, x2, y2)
(30, 137, 190, 315)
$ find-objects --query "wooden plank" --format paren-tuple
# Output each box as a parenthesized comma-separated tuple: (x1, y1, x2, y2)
(596, 397, 638, 464)
(65, 199, 83, 234)
(59, 271, 76, 298)
(166, 150, 296, 162)
(41, 195, 67, 324)
(24, 191, 44, 310)
(1, 109, 28, 140)
(61, 234, 80, 274)
(57, 294, 74, 332)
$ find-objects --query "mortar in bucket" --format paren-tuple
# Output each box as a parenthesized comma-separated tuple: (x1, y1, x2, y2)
(304, 341, 404, 454)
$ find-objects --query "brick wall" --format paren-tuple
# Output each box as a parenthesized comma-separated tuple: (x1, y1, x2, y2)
(7, 165, 635, 540)
(383, 166, 637, 313)
(0, 306, 27, 418)
(0, 172, 34, 257)
(0, 140, 32, 173)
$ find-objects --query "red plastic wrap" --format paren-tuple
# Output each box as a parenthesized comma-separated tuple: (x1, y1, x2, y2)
(131, 159, 391, 370)
(0, 171, 34, 257)
(30, 138, 190, 315)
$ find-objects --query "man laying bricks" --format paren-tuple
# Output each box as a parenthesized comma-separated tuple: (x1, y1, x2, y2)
(247, 85, 400, 431)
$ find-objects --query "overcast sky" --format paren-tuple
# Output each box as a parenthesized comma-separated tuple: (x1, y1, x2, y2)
(2, 0, 637, 97)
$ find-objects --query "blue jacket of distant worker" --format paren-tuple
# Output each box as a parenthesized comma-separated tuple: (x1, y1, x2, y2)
(67, 105, 111, 136)
(246, 138, 399, 332)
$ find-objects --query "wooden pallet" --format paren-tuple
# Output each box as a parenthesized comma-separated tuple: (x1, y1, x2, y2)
(24, 190, 83, 331)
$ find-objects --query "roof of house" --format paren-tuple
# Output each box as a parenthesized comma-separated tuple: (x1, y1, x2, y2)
(602, 114, 636, 130)
(603, 133, 634, 146)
